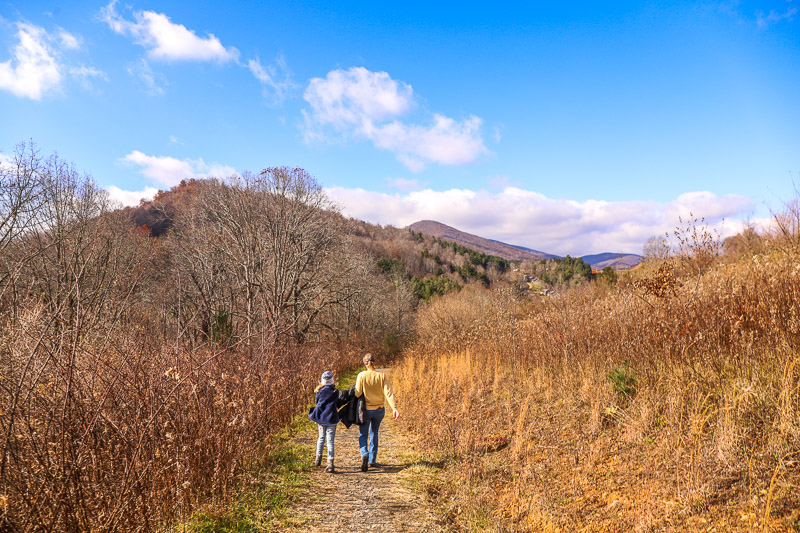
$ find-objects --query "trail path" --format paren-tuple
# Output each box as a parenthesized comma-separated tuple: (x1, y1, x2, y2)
(281, 369, 447, 532)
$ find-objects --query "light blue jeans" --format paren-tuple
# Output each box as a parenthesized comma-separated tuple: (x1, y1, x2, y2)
(359, 407, 385, 463)
(316, 424, 337, 458)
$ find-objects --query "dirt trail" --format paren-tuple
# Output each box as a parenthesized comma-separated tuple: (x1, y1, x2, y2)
(282, 369, 447, 532)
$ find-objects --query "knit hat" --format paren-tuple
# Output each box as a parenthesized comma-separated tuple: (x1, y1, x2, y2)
(321, 370, 334, 385)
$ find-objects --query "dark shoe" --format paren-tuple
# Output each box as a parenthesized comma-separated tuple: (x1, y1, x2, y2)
(325, 458, 335, 473)
(315, 454, 322, 467)
(361, 455, 369, 472)
(369, 463, 379, 468)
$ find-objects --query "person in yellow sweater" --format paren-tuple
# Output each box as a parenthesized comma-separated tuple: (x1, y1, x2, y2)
(354, 353, 399, 471)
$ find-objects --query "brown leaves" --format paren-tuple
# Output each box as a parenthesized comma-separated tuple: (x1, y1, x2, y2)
(633, 262, 678, 299)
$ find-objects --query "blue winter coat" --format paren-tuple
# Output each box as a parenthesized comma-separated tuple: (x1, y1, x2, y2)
(308, 384, 341, 425)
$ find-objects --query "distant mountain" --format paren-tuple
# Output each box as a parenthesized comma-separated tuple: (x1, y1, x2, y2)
(581, 253, 642, 270)
(407, 220, 642, 269)
(407, 220, 557, 262)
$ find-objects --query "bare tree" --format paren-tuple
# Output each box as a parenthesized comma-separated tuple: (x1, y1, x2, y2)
(642, 234, 671, 262)
(173, 168, 363, 345)
(0, 142, 48, 319)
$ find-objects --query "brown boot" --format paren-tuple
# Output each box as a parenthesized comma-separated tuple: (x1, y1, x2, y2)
(325, 457, 335, 473)
(315, 454, 322, 467)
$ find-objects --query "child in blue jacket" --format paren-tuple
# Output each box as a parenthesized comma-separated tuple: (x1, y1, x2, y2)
(308, 370, 341, 472)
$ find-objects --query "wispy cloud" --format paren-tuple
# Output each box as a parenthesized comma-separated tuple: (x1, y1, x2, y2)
(385, 177, 426, 191)
(492, 125, 503, 143)
(126, 57, 165, 94)
(487, 175, 522, 189)
(302, 67, 488, 172)
(247, 54, 296, 105)
(325, 186, 755, 256)
(718, 1, 798, 28)
(99, 1, 239, 62)
(0, 22, 62, 100)
(756, 6, 798, 28)
(57, 28, 80, 50)
(69, 65, 107, 90)
(120, 150, 236, 187)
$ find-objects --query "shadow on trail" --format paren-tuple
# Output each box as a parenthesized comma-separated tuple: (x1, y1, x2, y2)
(325, 463, 407, 475)
(325, 459, 444, 475)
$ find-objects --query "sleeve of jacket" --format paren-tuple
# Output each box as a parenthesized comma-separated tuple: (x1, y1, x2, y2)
(337, 389, 349, 408)
(337, 389, 354, 428)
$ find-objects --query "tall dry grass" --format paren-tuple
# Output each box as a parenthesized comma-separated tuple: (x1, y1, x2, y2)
(396, 235, 800, 530)
(0, 312, 359, 531)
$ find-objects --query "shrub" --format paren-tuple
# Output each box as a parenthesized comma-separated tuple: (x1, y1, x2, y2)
(381, 330, 402, 356)
(410, 275, 461, 301)
(607, 360, 637, 398)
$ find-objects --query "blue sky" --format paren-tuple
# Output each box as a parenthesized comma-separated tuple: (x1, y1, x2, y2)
(1, 1, 798, 255)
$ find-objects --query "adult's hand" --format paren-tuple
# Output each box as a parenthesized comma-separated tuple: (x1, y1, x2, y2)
(392, 409, 400, 420)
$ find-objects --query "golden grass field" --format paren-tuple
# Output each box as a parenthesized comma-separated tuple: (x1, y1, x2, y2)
(394, 218, 800, 531)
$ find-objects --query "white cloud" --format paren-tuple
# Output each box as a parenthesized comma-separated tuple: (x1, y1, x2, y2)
(0, 23, 62, 100)
(121, 150, 236, 187)
(304, 67, 413, 133)
(0, 21, 101, 98)
(105, 185, 159, 207)
(99, 1, 238, 62)
(757, 7, 798, 28)
(302, 67, 487, 171)
(248, 54, 296, 105)
(385, 177, 425, 191)
(368, 114, 486, 170)
(325, 186, 755, 256)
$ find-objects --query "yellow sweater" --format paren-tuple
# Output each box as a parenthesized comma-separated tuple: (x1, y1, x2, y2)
(354, 369, 397, 411)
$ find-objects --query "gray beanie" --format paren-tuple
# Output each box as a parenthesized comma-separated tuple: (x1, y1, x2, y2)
(321, 370, 334, 385)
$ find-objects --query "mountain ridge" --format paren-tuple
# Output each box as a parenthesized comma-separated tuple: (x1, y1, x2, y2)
(407, 220, 641, 269)
(407, 220, 556, 262)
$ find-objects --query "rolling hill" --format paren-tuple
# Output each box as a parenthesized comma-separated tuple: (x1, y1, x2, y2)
(580, 252, 643, 270)
(407, 220, 556, 262)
